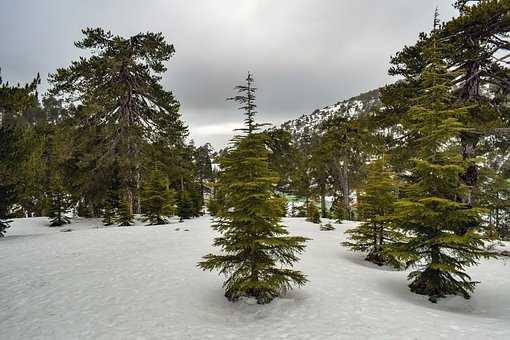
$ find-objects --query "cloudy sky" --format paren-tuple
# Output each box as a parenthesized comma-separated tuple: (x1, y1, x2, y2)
(0, 1, 458, 149)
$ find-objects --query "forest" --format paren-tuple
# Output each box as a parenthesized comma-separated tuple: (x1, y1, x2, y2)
(1, 1, 510, 336)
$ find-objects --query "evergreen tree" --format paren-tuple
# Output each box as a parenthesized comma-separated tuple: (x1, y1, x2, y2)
(199, 73, 309, 304)
(48, 174, 72, 227)
(176, 190, 194, 220)
(387, 15, 494, 302)
(0, 69, 40, 217)
(306, 200, 321, 224)
(115, 195, 134, 226)
(49, 28, 187, 214)
(342, 157, 403, 267)
(141, 165, 176, 225)
(102, 191, 116, 226)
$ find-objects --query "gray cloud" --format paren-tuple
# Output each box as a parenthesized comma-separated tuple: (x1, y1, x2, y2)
(0, 0, 458, 149)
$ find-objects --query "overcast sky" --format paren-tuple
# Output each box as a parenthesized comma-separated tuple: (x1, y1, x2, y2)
(0, 1, 458, 149)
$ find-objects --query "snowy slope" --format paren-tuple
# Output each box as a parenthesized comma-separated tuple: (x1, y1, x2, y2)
(1, 217, 509, 340)
(281, 89, 381, 141)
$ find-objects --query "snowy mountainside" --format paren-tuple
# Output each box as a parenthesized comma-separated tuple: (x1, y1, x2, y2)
(281, 89, 381, 140)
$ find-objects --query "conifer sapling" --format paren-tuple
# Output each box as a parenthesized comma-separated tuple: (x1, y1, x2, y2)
(198, 73, 309, 304)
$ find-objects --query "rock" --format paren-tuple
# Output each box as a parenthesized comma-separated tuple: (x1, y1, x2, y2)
(175, 228, 180, 231)
(184, 228, 190, 231)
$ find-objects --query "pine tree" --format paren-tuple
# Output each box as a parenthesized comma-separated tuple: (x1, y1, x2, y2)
(49, 28, 187, 214)
(388, 14, 494, 302)
(102, 191, 116, 226)
(141, 165, 176, 225)
(115, 195, 134, 226)
(199, 73, 309, 304)
(48, 174, 72, 227)
(0, 219, 11, 237)
(306, 200, 321, 224)
(176, 190, 193, 220)
(342, 157, 403, 267)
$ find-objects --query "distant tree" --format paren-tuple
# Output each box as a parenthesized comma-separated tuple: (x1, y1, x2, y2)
(115, 195, 134, 226)
(194, 143, 214, 204)
(176, 190, 193, 220)
(342, 157, 403, 267)
(141, 165, 176, 225)
(306, 200, 321, 224)
(48, 174, 72, 227)
(102, 191, 117, 226)
(199, 73, 309, 304)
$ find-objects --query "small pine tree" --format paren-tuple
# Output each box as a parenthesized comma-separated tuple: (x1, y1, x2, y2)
(115, 195, 134, 226)
(48, 174, 71, 227)
(199, 73, 309, 304)
(102, 191, 116, 226)
(331, 197, 347, 223)
(141, 166, 176, 225)
(306, 200, 321, 224)
(0, 219, 11, 237)
(342, 157, 403, 267)
(387, 14, 494, 302)
(177, 190, 193, 220)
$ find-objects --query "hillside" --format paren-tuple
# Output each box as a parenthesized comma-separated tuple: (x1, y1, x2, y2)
(281, 89, 381, 140)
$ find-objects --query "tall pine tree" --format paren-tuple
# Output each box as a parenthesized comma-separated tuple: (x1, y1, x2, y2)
(388, 13, 494, 302)
(49, 28, 187, 215)
(199, 73, 309, 304)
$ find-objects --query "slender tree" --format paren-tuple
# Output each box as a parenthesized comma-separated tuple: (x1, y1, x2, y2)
(141, 165, 176, 225)
(306, 200, 321, 224)
(48, 174, 72, 227)
(115, 194, 134, 226)
(342, 157, 403, 267)
(199, 73, 309, 304)
(102, 191, 116, 226)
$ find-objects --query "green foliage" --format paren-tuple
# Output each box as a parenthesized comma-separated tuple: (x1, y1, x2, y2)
(199, 74, 309, 304)
(306, 201, 321, 224)
(49, 28, 186, 210)
(115, 195, 134, 226)
(342, 157, 403, 267)
(141, 166, 176, 225)
(48, 174, 72, 227)
(386, 24, 495, 301)
(331, 197, 347, 223)
(102, 193, 116, 226)
(177, 190, 194, 220)
(0, 70, 41, 217)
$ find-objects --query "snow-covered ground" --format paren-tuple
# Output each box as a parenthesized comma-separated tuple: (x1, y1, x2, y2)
(1, 216, 509, 340)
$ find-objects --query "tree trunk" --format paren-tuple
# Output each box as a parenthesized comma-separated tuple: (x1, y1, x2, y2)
(320, 181, 326, 218)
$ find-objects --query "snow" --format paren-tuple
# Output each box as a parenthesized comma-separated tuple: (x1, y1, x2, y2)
(1, 216, 509, 340)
